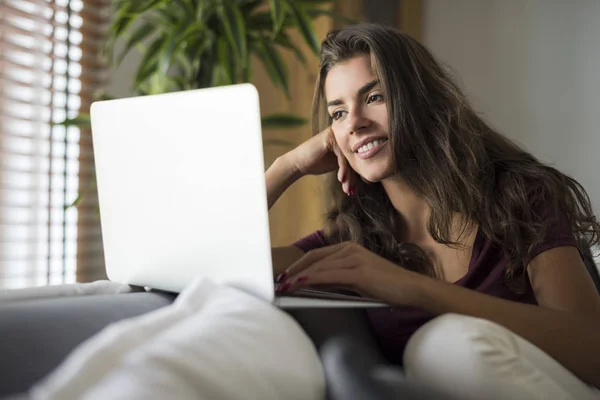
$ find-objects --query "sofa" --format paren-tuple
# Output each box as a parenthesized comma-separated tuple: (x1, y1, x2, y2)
(1, 242, 598, 399)
(0, 287, 387, 398)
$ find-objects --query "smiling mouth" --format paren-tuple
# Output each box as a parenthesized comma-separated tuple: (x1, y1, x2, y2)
(354, 138, 389, 160)
(355, 138, 388, 154)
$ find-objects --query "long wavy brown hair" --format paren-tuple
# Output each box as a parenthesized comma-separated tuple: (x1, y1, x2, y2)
(311, 24, 599, 289)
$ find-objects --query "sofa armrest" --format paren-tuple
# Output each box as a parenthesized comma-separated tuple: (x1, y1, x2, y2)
(0, 292, 175, 396)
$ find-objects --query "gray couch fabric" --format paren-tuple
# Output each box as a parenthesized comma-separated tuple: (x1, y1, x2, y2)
(0, 292, 175, 396)
(0, 292, 381, 397)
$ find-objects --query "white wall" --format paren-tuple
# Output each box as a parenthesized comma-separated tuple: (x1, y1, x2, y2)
(423, 0, 600, 212)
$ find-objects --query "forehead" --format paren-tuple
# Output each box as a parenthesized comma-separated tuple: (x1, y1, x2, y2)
(324, 55, 376, 101)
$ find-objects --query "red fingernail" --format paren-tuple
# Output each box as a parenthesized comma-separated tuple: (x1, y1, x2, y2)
(349, 188, 355, 196)
(341, 177, 346, 184)
(275, 272, 287, 283)
(276, 283, 291, 293)
(295, 276, 308, 283)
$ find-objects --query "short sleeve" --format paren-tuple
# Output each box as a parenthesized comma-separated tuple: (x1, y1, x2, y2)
(525, 198, 579, 265)
(292, 230, 328, 253)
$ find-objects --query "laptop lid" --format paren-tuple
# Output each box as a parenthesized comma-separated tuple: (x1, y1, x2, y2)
(90, 84, 274, 302)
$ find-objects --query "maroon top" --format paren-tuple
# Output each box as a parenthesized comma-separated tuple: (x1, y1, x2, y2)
(293, 213, 578, 365)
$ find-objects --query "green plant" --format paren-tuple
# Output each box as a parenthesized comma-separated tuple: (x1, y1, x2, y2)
(61, 0, 351, 207)
(110, 0, 336, 94)
(61, 0, 350, 130)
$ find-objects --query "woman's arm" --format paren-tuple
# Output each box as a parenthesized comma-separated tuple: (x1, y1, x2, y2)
(265, 126, 348, 209)
(265, 154, 303, 210)
(265, 127, 348, 275)
(282, 242, 600, 386)
(409, 245, 600, 387)
(265, 155, 306, 275)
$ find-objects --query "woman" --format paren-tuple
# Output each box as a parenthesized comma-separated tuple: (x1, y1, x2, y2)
(266, 24, 600, 399)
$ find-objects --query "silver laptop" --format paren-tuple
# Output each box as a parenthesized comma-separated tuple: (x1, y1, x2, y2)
(90, 84, 387, 308)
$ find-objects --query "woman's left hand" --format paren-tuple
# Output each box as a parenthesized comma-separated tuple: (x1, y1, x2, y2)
(277, 242, 422, 306)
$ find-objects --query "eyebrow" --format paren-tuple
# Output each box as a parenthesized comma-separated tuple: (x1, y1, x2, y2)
(326, 79, 380, 108)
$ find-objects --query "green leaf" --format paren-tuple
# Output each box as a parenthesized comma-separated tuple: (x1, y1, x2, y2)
(155, 4, 180, 26)
(159, 21, 189, 74)
(108, 0, 169, 65)
(174, 0, 195, 16)
(111, 7, 135, 39)
(254, 36, 289, 98)
(127, 0, 169, 14)
(247, 12, 273, 30)
(269, 0, 286, 37)
(92, 90, 116, 101)
(181, 24, 210, 63)
(242, 65, 252, 82)
(65, 178, 97, 209)
(116, 22, 155, 66)
(134, 35, 166, 86)
(263, 39, 289, 98)
(275, 32, 307, 66)
(136, 60, 159, 87)
(217, 37, 236, 84)
(54, 114, 91, 127)
(166, 76, 190, 91)
(285, 0, 320, 54)
(261, 113, 307, 129)
(178, 22, 205, 44)
(247, 11, 294, 31)
(196, 0, 209, 21)
(219, 3, 248, 68)
(295, 0, 335, 3)
(175, 52, 194, 81)
(65, 192, 84, 209)
(196, 47, 216, 88)
(238, 0, 263, 14)
(185, 38, 206, 84)
(295, 0, 335, 5)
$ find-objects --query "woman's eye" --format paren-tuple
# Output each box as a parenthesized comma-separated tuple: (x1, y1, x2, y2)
(332, 110, 345, 120)
(367, 94, 384, 103)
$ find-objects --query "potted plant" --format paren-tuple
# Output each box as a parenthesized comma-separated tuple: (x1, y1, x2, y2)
(64, 0, 351, 207)
(65, 0, 349, 129)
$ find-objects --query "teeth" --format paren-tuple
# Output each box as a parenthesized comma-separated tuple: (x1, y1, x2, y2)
(357, 139, 387, 153)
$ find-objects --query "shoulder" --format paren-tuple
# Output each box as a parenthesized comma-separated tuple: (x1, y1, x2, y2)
(524, 191, 579, 265)
(292, 230, 328, 253)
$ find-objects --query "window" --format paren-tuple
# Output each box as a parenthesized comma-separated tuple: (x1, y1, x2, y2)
(0, 0, 109, 289)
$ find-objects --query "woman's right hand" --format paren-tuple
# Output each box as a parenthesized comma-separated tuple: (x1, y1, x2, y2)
(288, 127, 355, 194)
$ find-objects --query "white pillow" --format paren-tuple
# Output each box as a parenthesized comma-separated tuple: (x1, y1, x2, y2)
(31, 278, 325, 400)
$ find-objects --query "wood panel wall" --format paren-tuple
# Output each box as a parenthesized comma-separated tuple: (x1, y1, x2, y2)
(399, 0, 423, 41)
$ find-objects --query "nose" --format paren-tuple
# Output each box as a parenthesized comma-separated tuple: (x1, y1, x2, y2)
(347, 105, 370, 135)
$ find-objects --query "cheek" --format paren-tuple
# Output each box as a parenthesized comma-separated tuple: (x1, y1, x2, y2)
(373, 107, 389, 129)
(332, 128, 351, 156)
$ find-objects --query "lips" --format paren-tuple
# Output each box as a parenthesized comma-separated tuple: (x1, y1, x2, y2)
(355, 138, 388, 154)
(354, 139, 389, 160)
(352, 136, 388, 153)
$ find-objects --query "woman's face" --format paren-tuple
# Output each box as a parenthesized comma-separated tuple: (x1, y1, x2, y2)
(324, 55, 394, 183)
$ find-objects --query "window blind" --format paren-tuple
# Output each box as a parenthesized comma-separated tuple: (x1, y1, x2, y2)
(0, 0, 109, 289)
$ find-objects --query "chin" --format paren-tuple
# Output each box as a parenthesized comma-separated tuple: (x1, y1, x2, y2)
(352, 147, 394, 183)
(357, 166, 394, 183)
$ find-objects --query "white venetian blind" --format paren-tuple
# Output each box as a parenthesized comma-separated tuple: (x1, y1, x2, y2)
(0, 0, 110, 289)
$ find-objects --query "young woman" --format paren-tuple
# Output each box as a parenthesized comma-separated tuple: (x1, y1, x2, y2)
(266, 24, 600, 399)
